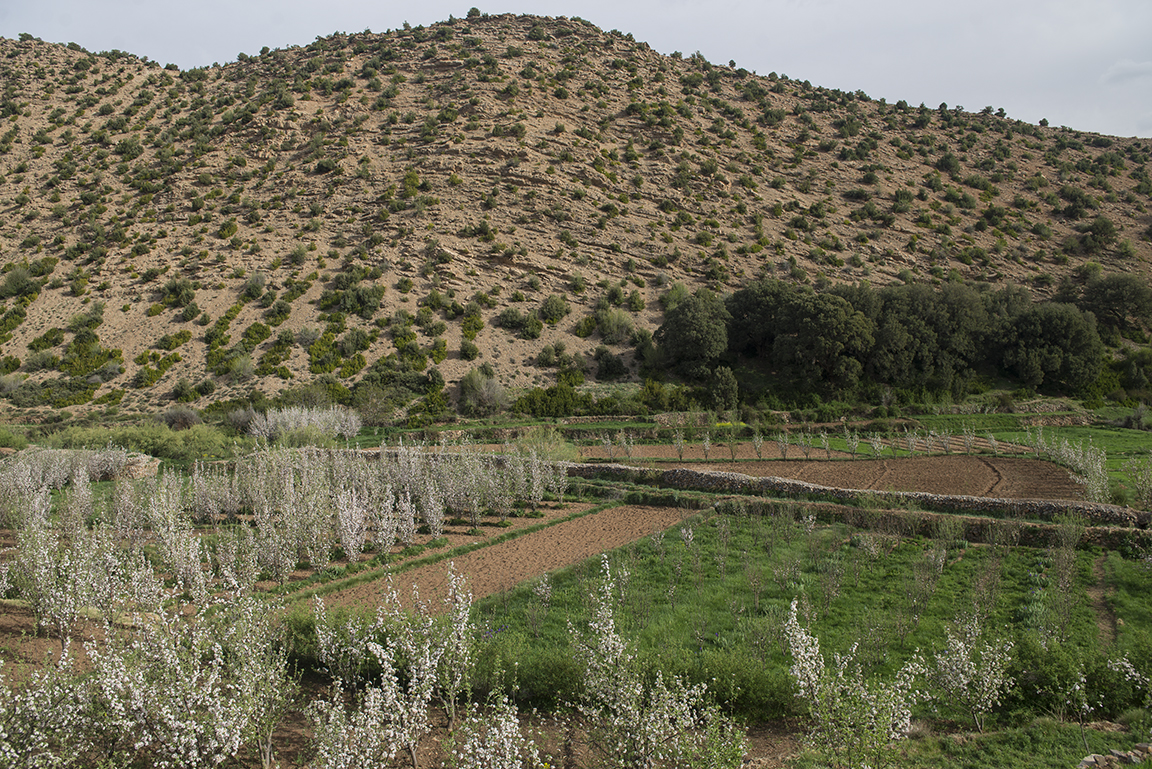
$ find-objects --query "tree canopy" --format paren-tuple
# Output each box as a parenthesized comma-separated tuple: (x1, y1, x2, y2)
(999, 302, 1103, 391)
(1079, 274, 1152, 332)
(653, 288, 730, 380)
(654, 278, 1109, 404)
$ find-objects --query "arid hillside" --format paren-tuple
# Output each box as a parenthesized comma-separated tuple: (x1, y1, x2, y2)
(0, 13, 1149, 420)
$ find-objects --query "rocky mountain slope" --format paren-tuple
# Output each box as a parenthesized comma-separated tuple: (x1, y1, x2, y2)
(0, 13, 1149, 419)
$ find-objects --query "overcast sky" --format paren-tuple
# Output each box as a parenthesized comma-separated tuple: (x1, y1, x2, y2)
(2, 0, 1149, 138)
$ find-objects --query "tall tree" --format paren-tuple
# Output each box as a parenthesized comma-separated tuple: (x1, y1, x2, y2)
(725, 278, 792, 358)
(770, 289, 873, 395)
(654, 289, 730, 380)
(1079, 274, 1152, 332)
(999, 303, 1103, 392)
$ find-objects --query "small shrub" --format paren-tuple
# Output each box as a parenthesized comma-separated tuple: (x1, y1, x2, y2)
(458, 367, 506, 415)
(157, 330, 193, 351)
(161, 277, 196, 307)
(28, 327, 64, 352)
(461, 313, 484, 340)
(0, 426, 28, 450)
(574, 315, 597, 338)
(596, 307, 633, 344)
(227, 355, 255, 381)
(163, 404, 202, 429)
(23, 351, 59, 372)
(242, 272, 266, 300)
(539, 294, 570, 324)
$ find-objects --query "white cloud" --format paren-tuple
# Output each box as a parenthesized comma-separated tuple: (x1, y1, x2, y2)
(1101, 60, 1152, 86)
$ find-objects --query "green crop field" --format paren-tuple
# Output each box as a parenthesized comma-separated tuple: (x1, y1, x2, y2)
(469, 503, 1152, 767)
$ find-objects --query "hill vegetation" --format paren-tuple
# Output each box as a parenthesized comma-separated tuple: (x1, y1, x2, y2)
(5, 16, 1152, 768)
(0, 12, 1150, 425)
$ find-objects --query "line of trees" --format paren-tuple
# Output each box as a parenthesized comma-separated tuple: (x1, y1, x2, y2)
(655, 277, 1151, 406)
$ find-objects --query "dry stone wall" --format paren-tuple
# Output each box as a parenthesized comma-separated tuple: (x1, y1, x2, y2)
(568, 463, 1149, 529)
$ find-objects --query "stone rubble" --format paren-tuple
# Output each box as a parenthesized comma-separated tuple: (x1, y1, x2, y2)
(1078, 743, 1152, 767)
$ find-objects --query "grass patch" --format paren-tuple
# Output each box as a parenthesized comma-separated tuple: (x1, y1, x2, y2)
(799, 718, 1151, 769)
(471, 507, 1152, 731)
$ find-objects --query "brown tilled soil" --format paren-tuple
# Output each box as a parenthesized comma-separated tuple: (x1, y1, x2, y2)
(687, 455, 1083, 500)
(324, 504, 691, 611)
(580, 441, 1082, 500)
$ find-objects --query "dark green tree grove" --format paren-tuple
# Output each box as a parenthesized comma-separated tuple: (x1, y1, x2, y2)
(1078, 274, 1152, 333)
(656, 278, 1109, 406)
(767, 289, 872, 395)
(843, 282, 989, 398)
(999, 302, 1103, 391)
(654, 288, 730, 380)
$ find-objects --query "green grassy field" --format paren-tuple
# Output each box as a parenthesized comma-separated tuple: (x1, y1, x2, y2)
(469, 503, 1152, 766)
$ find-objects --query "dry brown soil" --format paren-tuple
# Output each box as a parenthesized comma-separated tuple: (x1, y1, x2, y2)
(582, 441, 1082, 499)
(324, 504, 691, 611)
(691, 456, 1082, 500)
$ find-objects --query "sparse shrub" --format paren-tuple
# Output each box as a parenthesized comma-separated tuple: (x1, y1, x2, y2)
(297, 327, 322, 349)
(172, 377, 198, 403)
(458, 366, 506, 416)
(157, 330, 193, 351)
(596, 307, 634, 344)
(28, 327, 64, 352)
(594, 346, 627, 379)
(248, 406, 362, 444)
(461, 309, 484, 341)
(161, 277, 195, 308)
(227, 355, 255, 381)
(242, 272, 267, 300)
(23, 350, 59, 372)
(574, 315, 597, 338)
(163, 404, 202, 429)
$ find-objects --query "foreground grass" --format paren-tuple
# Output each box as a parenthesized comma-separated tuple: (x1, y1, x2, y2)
(790, 718, 1150, 769)
(468, 505, 1152, 764)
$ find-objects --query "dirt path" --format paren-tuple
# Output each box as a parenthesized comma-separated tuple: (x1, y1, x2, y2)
(1087, 554, 1118, 648)
(978, 456, 1006, 497)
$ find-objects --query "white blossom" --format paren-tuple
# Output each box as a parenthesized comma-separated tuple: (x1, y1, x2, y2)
(571, 555, 746, 769)
(0, 644, 89, 767)
(87, 597, 287, 769)
(785, 599, 925, 769)
(928, 616, 1013, 732)
(444, 694, 540, 769)
(436, 563, 474, 732)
